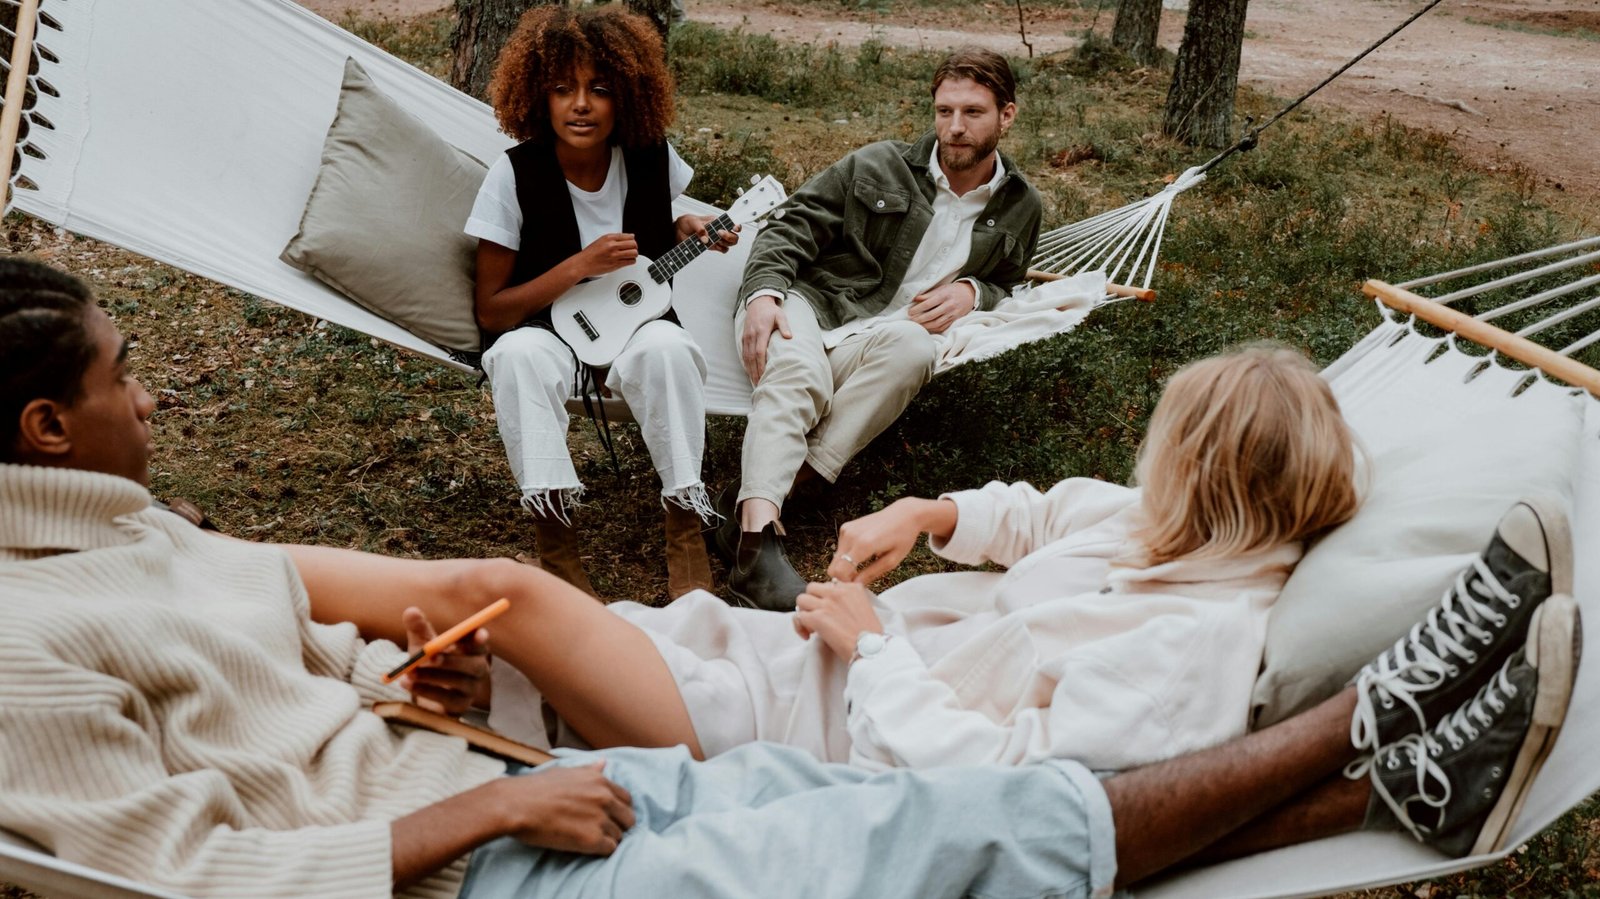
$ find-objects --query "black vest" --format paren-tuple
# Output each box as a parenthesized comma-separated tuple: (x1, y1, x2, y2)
(488, 141, 678, 348)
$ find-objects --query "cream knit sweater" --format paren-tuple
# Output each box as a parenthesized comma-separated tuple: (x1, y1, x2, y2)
(0, 464, 504, 899)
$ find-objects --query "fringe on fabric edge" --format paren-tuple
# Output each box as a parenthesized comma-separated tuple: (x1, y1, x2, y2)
(662, 483, 717, 525)
(519, 487, 586, 525)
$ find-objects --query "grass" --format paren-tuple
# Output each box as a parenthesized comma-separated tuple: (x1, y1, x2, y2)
(1461, 14, 1600, 43)
(4, 9, 1600, 899)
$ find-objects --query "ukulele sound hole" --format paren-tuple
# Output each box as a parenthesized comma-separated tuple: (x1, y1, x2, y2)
(618, 282, 643, 307)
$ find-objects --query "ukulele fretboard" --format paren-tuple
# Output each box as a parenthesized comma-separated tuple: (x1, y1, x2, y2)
(647, 213, 737, 284)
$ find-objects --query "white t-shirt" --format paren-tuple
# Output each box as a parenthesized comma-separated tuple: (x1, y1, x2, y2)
(464, 144, 694, 251)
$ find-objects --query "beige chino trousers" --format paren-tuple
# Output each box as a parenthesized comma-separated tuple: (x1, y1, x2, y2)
(735, 292, 938, 511)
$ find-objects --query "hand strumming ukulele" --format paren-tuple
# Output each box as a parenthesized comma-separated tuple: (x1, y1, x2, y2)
(552, 175, 787, 366)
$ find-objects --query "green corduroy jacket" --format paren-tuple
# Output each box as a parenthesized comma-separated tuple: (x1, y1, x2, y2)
(737, 130, 1043, 330)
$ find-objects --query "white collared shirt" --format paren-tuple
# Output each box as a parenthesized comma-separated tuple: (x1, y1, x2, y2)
(817, 144, 1002, 348)
(747, 145, 1004, 347)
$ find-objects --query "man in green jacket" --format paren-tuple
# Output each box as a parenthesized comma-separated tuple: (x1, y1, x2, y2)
(716, 47, 1044, 611)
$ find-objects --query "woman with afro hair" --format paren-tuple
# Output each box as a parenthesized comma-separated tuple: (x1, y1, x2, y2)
(464, 4, 732, 599)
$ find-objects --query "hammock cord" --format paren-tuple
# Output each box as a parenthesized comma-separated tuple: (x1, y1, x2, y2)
(1032, 0, 1449, 288)
(1398, 235, 1600, 290)
(1190, 0, 1450, 179)
(1383, 236, 1600, 365)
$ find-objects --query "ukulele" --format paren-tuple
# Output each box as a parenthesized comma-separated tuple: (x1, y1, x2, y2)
(552, 175, 788, 366)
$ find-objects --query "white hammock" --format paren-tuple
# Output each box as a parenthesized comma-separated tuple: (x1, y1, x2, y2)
(1029, 166, 1205, 293)
(1, 0, 1119, 420)
(1145, 238, 1600, 897)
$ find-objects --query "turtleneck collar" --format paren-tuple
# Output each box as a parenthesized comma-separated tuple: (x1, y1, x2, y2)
(0, 463, 154, 558)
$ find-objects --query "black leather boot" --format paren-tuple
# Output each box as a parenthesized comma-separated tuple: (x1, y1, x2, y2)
(727, 523, 807, 612)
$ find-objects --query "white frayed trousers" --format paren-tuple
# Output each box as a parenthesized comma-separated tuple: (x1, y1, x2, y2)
(480, 319, 710, 518)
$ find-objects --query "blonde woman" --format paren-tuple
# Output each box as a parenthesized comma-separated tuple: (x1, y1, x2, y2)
(302, 345, 1361, 771)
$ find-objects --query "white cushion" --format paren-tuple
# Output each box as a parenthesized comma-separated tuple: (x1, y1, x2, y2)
(1252, 323, 1585, 727)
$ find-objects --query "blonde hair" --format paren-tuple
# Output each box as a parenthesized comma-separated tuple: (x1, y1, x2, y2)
(1131, 344, 1361, 567)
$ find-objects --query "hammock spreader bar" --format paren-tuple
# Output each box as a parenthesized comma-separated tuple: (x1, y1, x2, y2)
(1364, 279, 1600, 396)
(0, 0, 40, 211)
(1386, 236, 1600, 355)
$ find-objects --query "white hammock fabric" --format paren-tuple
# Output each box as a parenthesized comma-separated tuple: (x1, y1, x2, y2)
(4, 0, 1108, 419)
(1142, 313, 1600, 898)
(5, 0, 775, 411)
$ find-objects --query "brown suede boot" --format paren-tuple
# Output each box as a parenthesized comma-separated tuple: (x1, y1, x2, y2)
(530, 517, 597, 598)
(663, 502, 714, 599)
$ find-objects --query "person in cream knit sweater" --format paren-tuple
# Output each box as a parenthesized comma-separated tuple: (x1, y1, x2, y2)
(0, 257, 1578, 897)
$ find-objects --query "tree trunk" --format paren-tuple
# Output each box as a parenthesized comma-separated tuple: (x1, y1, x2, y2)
(622, 0, 672, 42)
(1111, 0, 1163, 66)
(450, 0, 563, 101)
(1161, 0, 1249, 148)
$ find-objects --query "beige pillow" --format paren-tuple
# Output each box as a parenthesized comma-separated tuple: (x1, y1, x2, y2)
(282, 58, 484, 354)
(1251, 325, 1584, 728)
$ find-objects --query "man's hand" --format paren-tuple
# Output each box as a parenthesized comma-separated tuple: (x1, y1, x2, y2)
(740, 294, 792, 384)
(502, 763, 636, 856)
(907, 281, 978, 335)
(398, 606, 490, 718)
(576, 233, 639, 278)
(391, 761, 635, 888)
(794, 581, 884, 662)
(674, 214, 741, 254)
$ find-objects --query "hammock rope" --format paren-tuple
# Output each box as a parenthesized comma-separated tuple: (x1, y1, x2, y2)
(1030, 0, 1449, 292)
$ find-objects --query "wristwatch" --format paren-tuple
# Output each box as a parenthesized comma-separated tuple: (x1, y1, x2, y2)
(851, 631, 891, 665)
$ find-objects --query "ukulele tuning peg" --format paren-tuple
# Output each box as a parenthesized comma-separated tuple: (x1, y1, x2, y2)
(749, 174, 760, 185)
(736, 187, 745, 196)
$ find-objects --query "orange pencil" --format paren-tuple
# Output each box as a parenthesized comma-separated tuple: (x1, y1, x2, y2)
(382, 598, 510, 684)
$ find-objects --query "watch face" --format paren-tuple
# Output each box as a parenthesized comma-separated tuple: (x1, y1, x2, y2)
(857, 632, 887, 657)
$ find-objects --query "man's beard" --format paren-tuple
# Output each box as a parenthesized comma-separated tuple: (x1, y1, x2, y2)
(939, 131, 1001, 173)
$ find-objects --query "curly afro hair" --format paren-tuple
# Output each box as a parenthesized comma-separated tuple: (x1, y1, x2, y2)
(488, 5, 676, 147)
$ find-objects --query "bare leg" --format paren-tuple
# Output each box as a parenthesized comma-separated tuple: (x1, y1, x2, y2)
(740, 497, 781, 533)
(1185, 775, 1368, 867)
(286, 545, 705, 758)
(738, 463, 821, 532)
(1104, 688, 1361, 887)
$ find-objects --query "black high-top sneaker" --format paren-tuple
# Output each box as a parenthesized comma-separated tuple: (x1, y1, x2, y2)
(1364, 595, 1580, 857)
(1350, 497, 1571, 757)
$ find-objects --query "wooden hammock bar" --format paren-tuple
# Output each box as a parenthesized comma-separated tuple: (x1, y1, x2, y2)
(0, 0, 41, 209)
(1364, 279, 1600, 397)
(1026, 270, 1157, 302)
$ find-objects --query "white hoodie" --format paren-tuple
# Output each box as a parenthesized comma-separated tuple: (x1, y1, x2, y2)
(492, 477, 1302, 773)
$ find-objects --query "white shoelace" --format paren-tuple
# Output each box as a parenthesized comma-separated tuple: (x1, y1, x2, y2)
(1348, 558, 1518, 756)
(1359, 664, 1518, 841)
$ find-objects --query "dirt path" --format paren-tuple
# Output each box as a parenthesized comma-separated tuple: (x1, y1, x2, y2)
(297, 0, 1600, 200)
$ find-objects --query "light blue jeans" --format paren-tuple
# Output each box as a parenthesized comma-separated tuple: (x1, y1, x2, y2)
(458, 742, 1117, 899)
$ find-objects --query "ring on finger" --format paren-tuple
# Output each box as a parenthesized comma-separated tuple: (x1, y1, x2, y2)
(840, 553, 856, 565)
